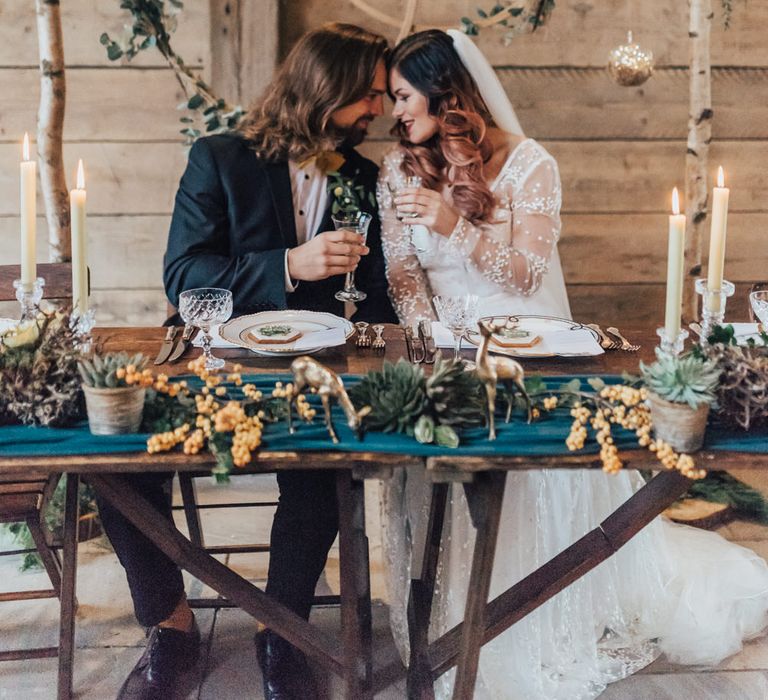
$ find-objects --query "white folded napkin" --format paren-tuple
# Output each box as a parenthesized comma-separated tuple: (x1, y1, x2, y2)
(730, 322, 767, 346)
(430, 321, 602, 356)
(195, 325, 347, 350)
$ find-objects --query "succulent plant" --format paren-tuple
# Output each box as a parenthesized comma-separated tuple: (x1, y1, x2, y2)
(641, 349, 721, 409)
(78, 351, 147, 388)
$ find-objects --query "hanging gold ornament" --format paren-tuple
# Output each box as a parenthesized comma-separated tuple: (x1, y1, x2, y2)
(608, 31, 654, 87)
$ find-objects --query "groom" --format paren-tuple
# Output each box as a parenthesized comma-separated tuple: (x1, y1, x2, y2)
(98, 23, 396, 700)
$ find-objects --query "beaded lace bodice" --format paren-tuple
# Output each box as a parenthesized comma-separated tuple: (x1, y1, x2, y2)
(376, 139, 563, 326)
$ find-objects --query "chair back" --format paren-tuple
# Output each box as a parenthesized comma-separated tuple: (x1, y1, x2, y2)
(0, 263, 75, 303)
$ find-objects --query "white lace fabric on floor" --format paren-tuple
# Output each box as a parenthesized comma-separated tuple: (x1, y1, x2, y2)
(377, 138, 768, 698)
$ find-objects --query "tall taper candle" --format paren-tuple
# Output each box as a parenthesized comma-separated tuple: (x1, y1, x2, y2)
(70, 160, 88, 314)
(665, 187, 686, 339)
(20, 133, 36, 290)
(706, 166, 729, 312)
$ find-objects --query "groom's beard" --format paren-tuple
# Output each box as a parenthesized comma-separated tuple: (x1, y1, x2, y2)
(333, 114, 375, 148)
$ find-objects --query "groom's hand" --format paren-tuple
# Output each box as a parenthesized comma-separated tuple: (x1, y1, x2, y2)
(287, 230, 369, 282)
(395, 187, 460, 237)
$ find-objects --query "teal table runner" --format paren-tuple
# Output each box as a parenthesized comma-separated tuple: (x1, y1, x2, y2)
(1, 375, 765, 459)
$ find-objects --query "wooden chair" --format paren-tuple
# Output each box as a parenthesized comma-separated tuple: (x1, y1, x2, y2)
(0, 263, 77, 662)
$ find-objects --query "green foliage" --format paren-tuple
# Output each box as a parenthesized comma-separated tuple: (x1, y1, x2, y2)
(349, 357, 485, 446)
(78, 352, 147, 388)
(100, 1, 243, 144)
(641, 349, 721, 409)
(687, 472, 768, 524)
(328, 170, 376, 216)
(462, 1, 556, 43)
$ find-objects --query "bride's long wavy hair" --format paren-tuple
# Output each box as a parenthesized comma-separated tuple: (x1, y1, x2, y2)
(388, 30, 496, 224)
(237, 23, 388, 162)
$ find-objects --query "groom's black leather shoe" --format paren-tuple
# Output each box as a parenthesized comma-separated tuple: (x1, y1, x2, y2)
(117, 619, 200, 700)
(255, 629, 319, 700)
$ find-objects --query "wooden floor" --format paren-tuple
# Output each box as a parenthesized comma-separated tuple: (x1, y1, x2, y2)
(1, 473, 768, 699)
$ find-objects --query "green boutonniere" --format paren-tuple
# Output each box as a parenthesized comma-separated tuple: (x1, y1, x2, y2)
(328, 168, 377, 215)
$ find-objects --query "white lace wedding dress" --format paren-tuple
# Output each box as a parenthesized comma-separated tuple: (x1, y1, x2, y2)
(376, 139, 768, 699)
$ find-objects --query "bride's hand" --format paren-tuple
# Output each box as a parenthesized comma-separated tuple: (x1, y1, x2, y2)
(394, 187, 460, 237)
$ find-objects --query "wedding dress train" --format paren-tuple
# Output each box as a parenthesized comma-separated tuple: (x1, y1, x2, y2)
(377, 139, 768, 698)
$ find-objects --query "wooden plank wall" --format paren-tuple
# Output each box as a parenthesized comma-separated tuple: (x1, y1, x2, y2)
(1, 1, 765, 325)
(285, 0, 768, 325)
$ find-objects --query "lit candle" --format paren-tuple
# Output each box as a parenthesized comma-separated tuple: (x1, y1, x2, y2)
(665, 187, 686, 340)
(706, 166, 729, 312)
(20, 133, 36, 290)
(70, 159, 88, 315)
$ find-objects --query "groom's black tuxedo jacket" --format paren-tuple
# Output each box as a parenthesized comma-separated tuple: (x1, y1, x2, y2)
(164, 133, 397, 323)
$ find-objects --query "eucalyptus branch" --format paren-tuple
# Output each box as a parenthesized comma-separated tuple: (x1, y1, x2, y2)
(101, 0, 243, 144)
(461, 1, 556, 43)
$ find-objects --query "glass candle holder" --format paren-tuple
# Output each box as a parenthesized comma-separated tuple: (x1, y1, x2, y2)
(695, 277, 735, 342)
(71, 308, 96, 354)
(656, 327, 689, 357)
(13, 277, 44, 321)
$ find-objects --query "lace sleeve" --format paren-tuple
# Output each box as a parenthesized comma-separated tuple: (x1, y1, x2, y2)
(376, 153, 437, 326)
(445, 154, 562, 296)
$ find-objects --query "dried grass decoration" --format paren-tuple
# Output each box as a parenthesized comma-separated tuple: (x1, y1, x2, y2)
(705, 326, 768, 431)
(0, 310, 84, 427)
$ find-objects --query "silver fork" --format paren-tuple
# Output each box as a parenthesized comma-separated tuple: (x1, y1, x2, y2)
(606, 326, 641, 352)
(586, 323, 619, 350)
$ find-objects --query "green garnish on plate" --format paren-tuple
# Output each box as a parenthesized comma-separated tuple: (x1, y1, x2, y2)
(259, 324, 293, 337)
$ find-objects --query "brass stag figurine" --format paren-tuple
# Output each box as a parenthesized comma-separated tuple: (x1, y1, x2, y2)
(475, 321, 532, 440)
(290, 356, 370, 443)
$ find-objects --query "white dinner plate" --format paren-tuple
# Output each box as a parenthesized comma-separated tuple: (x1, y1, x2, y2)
(218, 310, 354, 357)
(464, 315, 601, 358)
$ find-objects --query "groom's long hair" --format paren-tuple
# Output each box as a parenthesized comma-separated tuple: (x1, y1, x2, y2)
(237, 23, 387, 162)
(389, 30, 496, 225)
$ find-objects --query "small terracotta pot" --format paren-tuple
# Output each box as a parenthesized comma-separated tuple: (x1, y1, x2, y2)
(647, 392, 709, 453)
(82, 385, 145, 435)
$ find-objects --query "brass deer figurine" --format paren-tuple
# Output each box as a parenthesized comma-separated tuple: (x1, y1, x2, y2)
(475, 321, 532, 440)
(290, 356, 370, 443)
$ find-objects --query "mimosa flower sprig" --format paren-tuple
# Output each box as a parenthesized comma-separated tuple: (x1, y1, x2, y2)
(143, 356, 316, 481)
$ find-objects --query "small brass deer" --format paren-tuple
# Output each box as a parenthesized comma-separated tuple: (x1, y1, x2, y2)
(290, 356, 370, 443)
(475, 321, 532, 440)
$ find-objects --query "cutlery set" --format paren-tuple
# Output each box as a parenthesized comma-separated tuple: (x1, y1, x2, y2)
(586, 324, 640, 352)
(404, 321, 437, 364)
(153, 324, 198, 365)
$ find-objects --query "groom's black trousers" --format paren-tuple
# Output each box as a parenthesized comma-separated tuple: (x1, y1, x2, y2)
(95, 469, 340, 627)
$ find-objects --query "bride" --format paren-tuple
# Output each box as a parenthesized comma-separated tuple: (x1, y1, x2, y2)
(376, 29, 768, 699)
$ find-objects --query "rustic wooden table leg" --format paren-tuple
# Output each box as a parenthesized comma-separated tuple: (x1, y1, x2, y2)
(451, 471, 507, 700)
(57, 473, 80, 700)
(429, 469, 692, 678)
(336, 469, 374, 700)
(407, 481, 449, 700)
(86, 473, 346, 675)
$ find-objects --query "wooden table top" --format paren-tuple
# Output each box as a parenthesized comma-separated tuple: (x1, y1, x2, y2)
(99, 323, 660, 377)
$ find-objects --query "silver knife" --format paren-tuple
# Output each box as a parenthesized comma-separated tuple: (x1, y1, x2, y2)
(167, 324, 197, 363)
(154, 326, 179, 365)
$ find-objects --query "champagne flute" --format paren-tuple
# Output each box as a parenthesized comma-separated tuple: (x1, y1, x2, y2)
(390, 175, 427, 252)
(333, 211, 372, 303)
(178, 287, 233, 371)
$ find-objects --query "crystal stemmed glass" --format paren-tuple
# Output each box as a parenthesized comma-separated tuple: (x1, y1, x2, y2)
(750, 289, 768, 330)
(432, 294, 480, 362)
(178, 287, 233, 370)
(333, 211, 372, 303)
(388, 176, 426, 252)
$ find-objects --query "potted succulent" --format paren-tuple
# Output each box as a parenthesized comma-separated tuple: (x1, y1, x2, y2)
(78, 352, 152, 435)
(641, 350, 721, 452)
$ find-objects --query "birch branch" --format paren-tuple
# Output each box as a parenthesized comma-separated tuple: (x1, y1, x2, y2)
(684, 0, 713, 321)
(36, 0, 70, 263)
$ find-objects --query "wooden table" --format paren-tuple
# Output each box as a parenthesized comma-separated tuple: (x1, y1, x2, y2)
(1, 324, 762, 700)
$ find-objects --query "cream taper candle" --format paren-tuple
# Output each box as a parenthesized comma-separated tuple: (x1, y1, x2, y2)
(706, 166, 729, 312)
(20, 133, 36, 289)
(70, 160, 88, 315)
(665, 187, 686, 339)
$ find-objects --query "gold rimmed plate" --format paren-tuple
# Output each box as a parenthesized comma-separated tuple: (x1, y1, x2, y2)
(218, 310, 354, 357)
(465, 315, 602, 358)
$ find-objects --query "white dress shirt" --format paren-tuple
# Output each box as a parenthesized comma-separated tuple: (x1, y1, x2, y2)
(284, 160, 330, 291)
